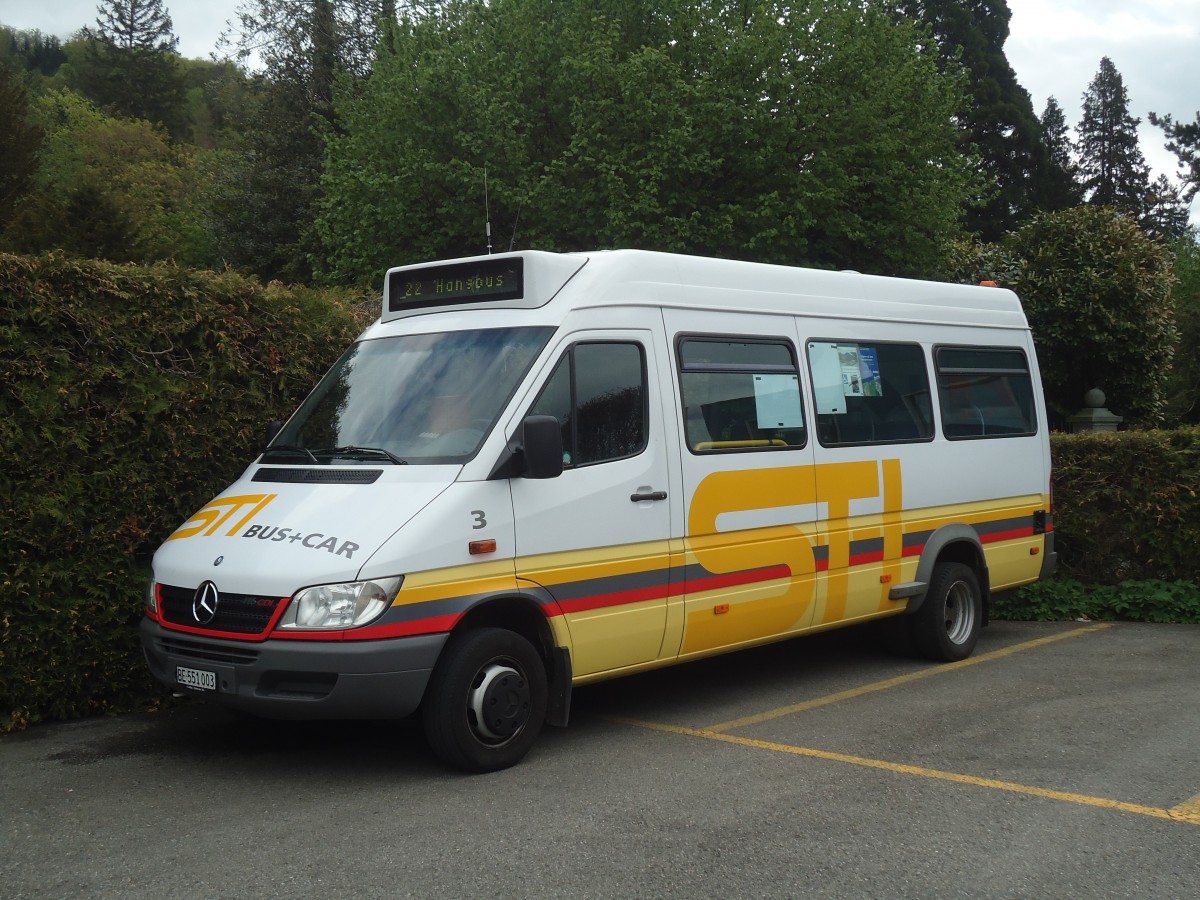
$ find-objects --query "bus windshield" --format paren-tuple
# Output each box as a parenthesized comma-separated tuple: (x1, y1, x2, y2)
(267, 327, 554, 465)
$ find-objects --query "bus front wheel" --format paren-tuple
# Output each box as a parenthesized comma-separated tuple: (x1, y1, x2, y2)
(422, 627, 548, 773)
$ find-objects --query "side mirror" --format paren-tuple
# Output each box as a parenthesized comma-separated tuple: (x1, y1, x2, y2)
(264, 420, 283, 450)
(520, 415, 564, 479)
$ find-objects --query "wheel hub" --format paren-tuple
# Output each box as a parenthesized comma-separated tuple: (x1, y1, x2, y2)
(944, 580, 976, 645)
(468, 663, 530, 742)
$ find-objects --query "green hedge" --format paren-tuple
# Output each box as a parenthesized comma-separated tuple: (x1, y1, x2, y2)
(1047, 429, 1200, 584)
(4, 255, 1198, 732)
(1, 253, 370, 731)
(994, 429, 1200, 625)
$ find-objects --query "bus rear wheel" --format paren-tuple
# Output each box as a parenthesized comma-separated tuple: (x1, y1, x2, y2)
(422, 627, 547, 773)
(911, 562, 982, 662)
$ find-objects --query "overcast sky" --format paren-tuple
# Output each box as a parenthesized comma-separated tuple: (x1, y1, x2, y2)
(3, 0, 1197, 220)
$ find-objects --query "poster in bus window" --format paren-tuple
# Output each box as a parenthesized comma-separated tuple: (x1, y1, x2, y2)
(858, 347, 883, 396)
(838, 345, 883, 398)
(838, 346, 862, 395)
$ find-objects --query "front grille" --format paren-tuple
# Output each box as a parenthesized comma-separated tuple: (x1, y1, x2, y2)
(157, 636, 260, 666)
(159, 583, 286, 636)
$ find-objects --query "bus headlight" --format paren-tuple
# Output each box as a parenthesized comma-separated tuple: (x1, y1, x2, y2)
(278, 577, 403, 630)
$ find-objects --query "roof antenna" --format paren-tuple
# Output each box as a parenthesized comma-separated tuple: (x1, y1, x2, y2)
(508, 197, 525, 252)
(484, 169, 493, 255)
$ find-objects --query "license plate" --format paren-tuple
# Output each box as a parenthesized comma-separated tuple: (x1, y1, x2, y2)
(176, 666, 217, 692)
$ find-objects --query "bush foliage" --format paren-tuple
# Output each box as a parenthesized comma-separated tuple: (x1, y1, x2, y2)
(998, 578, 1200, 624)
(996, 428, 1200, 625)
(946, 207, 1177, 429)
(1048, 429, 1200, 584)
(3, 255, 1198, 733)
(1, 253, 369, 731)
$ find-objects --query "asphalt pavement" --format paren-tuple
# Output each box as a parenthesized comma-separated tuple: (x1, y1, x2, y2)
(3, 620, 1198, 898)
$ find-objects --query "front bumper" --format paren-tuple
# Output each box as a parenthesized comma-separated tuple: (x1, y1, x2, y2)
(140, 618, 448, 720)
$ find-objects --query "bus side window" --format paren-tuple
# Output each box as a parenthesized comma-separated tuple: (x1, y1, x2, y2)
(807, 341, 932, 446)
(528, 342, 648, 467)
(935, 347, 1037, 439)
(677, 336, 806, 452)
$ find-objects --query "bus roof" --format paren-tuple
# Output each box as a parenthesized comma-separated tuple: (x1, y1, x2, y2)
(381, 249, 1028, 331)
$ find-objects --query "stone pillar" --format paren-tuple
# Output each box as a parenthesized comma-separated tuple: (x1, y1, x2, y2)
(1066, 388, 1123, 433)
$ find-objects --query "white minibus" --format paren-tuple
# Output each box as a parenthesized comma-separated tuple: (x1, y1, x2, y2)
(142, 249, 1055, 771)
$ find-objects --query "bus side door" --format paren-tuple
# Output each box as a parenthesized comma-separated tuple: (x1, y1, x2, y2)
(510, 312, 683, 677)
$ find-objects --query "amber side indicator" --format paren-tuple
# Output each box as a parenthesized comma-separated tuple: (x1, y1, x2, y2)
(980, 280, 999, 288)
(469, 540, 497, 555)
(714, 603, 730, 615)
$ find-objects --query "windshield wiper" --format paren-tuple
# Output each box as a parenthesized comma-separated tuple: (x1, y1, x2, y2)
(261, 444, 319, 463)
(317, 445, 408, 465)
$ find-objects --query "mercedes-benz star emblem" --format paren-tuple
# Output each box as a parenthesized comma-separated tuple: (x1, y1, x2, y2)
(192, 581, 220, 624)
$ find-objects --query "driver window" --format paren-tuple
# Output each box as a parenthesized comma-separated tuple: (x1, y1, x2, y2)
(528, 342, 647, 468)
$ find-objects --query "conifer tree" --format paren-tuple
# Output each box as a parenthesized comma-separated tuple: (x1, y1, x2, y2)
(893, 0, 1047, 240)
(1031, 96, 1083, 212)
(1076, 56, 1150, 219)
(207, 0, 396, 280)
(1143, 175, 1189, 241)
(1149, 110, 1200, 202)
(81, 0, 186, 133)
(0, 61, 44, 227)
(1, 27, 68, 76)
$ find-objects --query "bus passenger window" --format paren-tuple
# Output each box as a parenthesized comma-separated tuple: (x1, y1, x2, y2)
(807, 341, 933, 446)
(935, 347, 1037, 439)
(678, 337, 806, 452)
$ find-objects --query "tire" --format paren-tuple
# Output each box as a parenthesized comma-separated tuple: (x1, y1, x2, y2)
(910, 562, 982, 662)
(421, 627, 547, 773)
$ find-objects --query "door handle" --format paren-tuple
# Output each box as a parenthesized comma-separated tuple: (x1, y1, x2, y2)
(630, 490, 668, 502)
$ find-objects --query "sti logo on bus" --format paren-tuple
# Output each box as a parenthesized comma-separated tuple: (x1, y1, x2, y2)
(167, 494, 278, 541)
(167, 494, 360, 558)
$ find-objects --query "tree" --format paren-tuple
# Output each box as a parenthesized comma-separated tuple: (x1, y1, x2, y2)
(79, 0, 187, 134)
(1143, 175, 1190, 242)
(1005, 205, 1175, 427)
(1076, 57, 1150, 219)
(1163, 229, 1200, 424)
(1149, 110, 1200, 203)
(0, 61, 44, 226)
(1, 27, 68, 76)
(315, 0, 980, 285)
(1030, 96, 1083, 212)
(205, 0, 392, 280)
(221, 0, 394, 81)
(892, 0, 1048, 240)
(4, 90, 214, 265)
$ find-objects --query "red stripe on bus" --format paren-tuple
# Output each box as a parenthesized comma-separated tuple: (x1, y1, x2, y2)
(557, 564, 793, 615)
(270, 613, 465, 641)
(980, 527, 1035, 544)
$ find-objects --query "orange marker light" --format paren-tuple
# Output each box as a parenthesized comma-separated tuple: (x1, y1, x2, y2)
(980, 280, 999, 288)
(469, 539, 497, 555)
(880, 574, 893, 584)
(714, 603, 730, 615)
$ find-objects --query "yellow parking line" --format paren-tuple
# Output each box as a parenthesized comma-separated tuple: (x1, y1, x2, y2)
(706, 622, 1114, 733)
(609, 717, 1196, 827)
(1169, 793, 1200, 824)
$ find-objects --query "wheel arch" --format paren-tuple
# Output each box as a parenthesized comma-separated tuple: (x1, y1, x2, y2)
(449, 592, 572, 727)
(907, 524, 991, 623)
